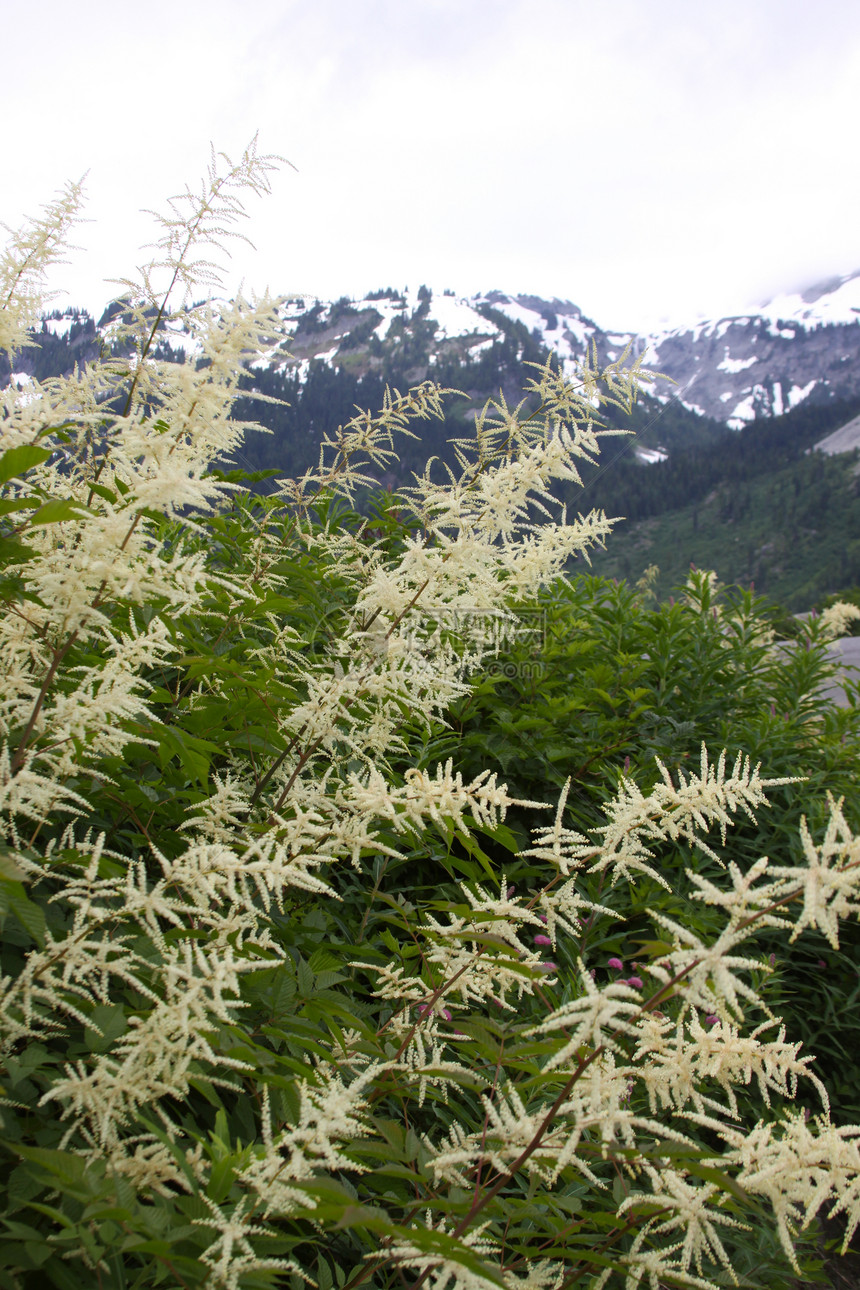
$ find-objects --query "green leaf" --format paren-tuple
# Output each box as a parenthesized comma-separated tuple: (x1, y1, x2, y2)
(83, 1004, 128, 1054)
(317, 1255, 334, 1290)
(0, 498, 40, 518)
(4, 883, 46, 946)
(453, 829, 497, 881)
(86, 482, 118, 504)
(204, 466, 282, 484)
(27, 498, 91, 527)
(0, 847, 31, 882)
(297, 958, 315, 996)
(11, 1145, 95, 1193)
(0, 445, 51, 484)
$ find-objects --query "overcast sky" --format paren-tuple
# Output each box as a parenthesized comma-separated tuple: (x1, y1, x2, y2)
(5, 0, 860, 333)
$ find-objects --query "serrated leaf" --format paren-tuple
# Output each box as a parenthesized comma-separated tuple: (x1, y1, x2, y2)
(0, 847, 31, 882)
(5, 885, 46, 947)
(308, 947, 342, 973)
(317, 1256, 333, 1290)
(12, 1145, 93, 1191)
(297, 958, 315, 996)
(84, 1004, 128, 1054)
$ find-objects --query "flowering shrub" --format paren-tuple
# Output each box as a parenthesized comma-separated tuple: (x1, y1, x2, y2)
(2, 139, 860, 1290)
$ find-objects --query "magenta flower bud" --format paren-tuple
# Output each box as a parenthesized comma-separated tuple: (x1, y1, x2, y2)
(507, 885, 516, 898)
(817, 959, 827, 969)
(538, 913, 548, 923)
(417, 1003, 451, 1020)
(540, 961, 558, 973)
(608, 957, 624, 971)
(705, 1014, 719, 1026)
(623, 756, 631, 773)
(626, 976, 644, 989)
(534, 934, 552, 946)
(769, 953, 776, 967)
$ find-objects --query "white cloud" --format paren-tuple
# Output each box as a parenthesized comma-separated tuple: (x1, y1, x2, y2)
(4, 0, 859, 333)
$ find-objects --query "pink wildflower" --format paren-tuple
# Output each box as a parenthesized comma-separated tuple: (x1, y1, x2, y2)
(417, 1004, 451, 1020)
(608, 957, 624, 971)
(534, 934, 552, 946)
(705, 1014, 719, 1026)
(625, 976, 644, 989)
(540, 962, 558, 973)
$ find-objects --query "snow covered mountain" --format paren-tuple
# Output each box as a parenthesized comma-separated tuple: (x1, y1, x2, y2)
(186, 272, 860, 431)
(6, 271, 860, 442)
(636, 270, 860, 428)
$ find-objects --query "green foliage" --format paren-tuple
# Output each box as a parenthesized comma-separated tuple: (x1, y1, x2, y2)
(588, 444, 860, 609)
(2, 143, 860, 1290)
(446, 569, 860, 1116)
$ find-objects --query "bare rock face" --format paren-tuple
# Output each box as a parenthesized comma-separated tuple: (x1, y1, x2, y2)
(634, 270, 860, 426)
(641, 313, 860, 426)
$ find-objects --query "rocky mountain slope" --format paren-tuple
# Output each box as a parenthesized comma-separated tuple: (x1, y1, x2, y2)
(638, 270, 860, 426)
(3, 277, 859, 609)
(5, 271, 859, 434)
(239, 271, 860, 433)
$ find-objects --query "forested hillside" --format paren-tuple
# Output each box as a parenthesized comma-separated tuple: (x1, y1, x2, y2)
(573, 394, 860, 606)
(5, 293, 859, 609)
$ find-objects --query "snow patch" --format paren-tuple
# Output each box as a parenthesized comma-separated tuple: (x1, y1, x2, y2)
(771, 382, 784, 417)
(788, 379, 817, 409)
(42, 314, 79, 339)
(635, 446, 668, 464)
(467, 337, 495, 357)
(717, 350, 757, 374)
(727, 394, 757, 429)
(432, 293, 500, 341)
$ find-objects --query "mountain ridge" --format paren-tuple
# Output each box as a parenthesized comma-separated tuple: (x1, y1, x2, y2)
(2, 279, 859, 610)
(8, 271, 859, 437)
